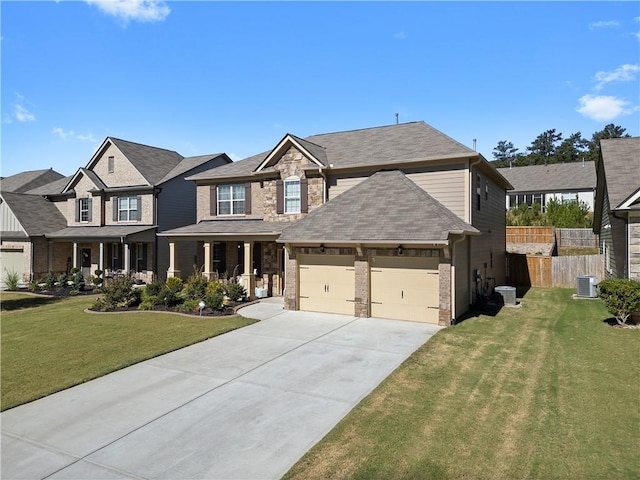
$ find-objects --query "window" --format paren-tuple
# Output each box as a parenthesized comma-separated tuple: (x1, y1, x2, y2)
(118, 196, 139, 221)
(476, 174, 481, 211)
(79, 198, 90, 222)
(217, 185, 245, 215)
(108, 156, 115, 173)
(284, 178, 301, 213)
(561, 192, 578, 204)
(136, 244, 145, 272)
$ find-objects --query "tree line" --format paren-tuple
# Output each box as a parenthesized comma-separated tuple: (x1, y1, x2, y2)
(490, 124, 631, 168)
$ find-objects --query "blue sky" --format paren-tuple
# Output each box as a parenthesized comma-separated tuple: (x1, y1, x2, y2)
(2, 1, 639, 178)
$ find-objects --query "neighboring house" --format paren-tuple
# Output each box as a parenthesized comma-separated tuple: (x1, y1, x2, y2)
(0, 138, 231, 285)
(0, 168, 65, 193)
(498, 162, 596, 211)
(160, 122, 512, 325)
(593, 137, 640, 281)
(0, 191, 67, 288)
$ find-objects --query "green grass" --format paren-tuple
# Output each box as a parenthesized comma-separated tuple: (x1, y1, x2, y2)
(284, 288, 640, 480)
(0, 292, 257, 411)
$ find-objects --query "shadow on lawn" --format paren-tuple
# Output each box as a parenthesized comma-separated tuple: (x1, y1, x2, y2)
(454, 285, 531, 325)
(0, 296, 64, 311)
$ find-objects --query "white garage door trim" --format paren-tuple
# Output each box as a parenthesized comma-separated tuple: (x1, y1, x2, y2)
(298, 254, 355, 316)
(370, 256, 440, 323)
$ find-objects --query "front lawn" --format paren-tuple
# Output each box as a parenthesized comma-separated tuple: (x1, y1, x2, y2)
(285, 288, 640, 480)
(0, 292, 257, 411)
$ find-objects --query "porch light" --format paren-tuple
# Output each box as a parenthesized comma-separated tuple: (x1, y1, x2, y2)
(319, 244, 325, 253)
(397, 245, 404, 256)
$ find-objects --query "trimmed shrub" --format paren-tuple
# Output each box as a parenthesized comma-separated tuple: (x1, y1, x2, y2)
(177, 299, 201, 313)
(598, 278, 640, 325)
(91, 274, 140, 311)
(158, 286, 181, 307)
(144, 279, 163, 297)
(225, 282, 246, 302)
(183, 273, 208, 300)
(165, 276, 184, 294)
(206, 292, 224, 310)
(45, 271, 56, 289)
(206, 280, 225, 296)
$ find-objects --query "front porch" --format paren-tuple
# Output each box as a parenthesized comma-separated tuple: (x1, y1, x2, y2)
(45, 226, 157, 283)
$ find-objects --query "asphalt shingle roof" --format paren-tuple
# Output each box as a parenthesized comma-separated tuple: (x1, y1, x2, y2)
(0, 191, 67, 236)
(25, 176, 73, 195)
(159, 219, 284, 236)
(46, 225, 156, 240)
(600, 137, 640, 209)
(278, 170, 479, 244)
(1, 169, 65, 193)
(188, 121, 478, 181)
(109, 138, 184, 185)
(158, 154, 229, 185)
(497, 162, 596, 193)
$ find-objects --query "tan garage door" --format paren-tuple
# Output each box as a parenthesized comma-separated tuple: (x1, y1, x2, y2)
(370, 256, 439, 323)
(298, 254, 355, 316)
(0, 248, 26, 288)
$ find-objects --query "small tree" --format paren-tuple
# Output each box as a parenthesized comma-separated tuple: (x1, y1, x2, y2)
(598, 279, 640, 326)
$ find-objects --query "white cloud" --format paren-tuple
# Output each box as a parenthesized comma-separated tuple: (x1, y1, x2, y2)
(86, 0, 170, 23)
(576, 94, 637, 121)
(589, 20, 620, 30)
(53, 127, 96, 143)
(594, 64, 639, 90)
(14, 104, 35, 122)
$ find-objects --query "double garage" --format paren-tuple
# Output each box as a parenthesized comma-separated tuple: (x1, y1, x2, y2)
(297, 253, 440, 323)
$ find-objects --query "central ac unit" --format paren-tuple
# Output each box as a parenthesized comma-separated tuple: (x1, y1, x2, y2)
(577, 275, 598, 298)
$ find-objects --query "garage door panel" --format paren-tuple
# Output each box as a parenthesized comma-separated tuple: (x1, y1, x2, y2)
(370, 256, 440, 323)
(298, 255, 355, 316)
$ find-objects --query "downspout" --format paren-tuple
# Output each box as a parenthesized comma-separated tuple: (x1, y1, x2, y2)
(450, 234, 466, 324)
(318, 167, 327, 204)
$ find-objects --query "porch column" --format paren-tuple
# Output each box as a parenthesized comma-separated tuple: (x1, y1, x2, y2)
(203, 242, 213, 280)
(241, 240, 255, 300)
(123, 243, 130, 273)
(72, 242, 78, 269)
(99, 242, 104, 273)
(167, 241, 181, 278)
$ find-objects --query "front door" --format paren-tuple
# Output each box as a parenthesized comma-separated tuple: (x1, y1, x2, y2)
(81, 248, 91, 279)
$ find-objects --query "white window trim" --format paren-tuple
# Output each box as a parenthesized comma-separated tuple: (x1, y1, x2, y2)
(118, 196, 139, 222)
(284, 177, 301, 214)
(79, 198, 90, 222)
(217, 184, 245, 216)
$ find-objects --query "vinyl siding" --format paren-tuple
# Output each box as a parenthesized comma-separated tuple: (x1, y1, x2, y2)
(629, 213, 640, 281)
(470, 167, 507, 302)
(405, 164, 466, 218)
(328, 165, 466, 219)
(0, 201, 25, 233)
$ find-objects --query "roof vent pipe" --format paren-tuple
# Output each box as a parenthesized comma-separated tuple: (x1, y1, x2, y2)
(473, 139, 477, 151)
(395, 113, 399, 125)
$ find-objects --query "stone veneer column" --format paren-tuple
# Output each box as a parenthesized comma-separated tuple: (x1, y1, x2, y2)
(167, 241, 181, 278)
(354, 255, 370, 317)
(284, 248, 297, 310)
(438, 259, 452, 326)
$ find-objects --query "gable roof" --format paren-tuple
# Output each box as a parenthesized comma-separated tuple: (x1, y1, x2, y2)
(62, 168, 107, 194)
(157, 153, 231, 185)
(86, 138, 184, 185)
(0, 191, 67, 236)
(278, 170, 479, 245)
(254, 134, 328, 172)
(187, 121, 481, 182)
(599, 137, 640, 210)
(497, 162, 596, 193)
(0, 169, 65, 193)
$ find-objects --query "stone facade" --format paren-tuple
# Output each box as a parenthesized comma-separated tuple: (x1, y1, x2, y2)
(438, 260, 452, 326)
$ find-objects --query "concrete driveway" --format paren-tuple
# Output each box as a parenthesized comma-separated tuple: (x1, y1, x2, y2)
(1, 298, 441, 480)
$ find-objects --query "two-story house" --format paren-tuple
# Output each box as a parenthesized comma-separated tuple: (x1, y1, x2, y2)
(593, 137, 640, 280)
(2, 137, 230, 284)
(160, 122, 512, 325)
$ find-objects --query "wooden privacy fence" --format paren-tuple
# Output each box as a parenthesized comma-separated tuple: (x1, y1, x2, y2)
(506, 226, 555, 244)
(507, 254, 604, 288)
(555, 228, 599, 248)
